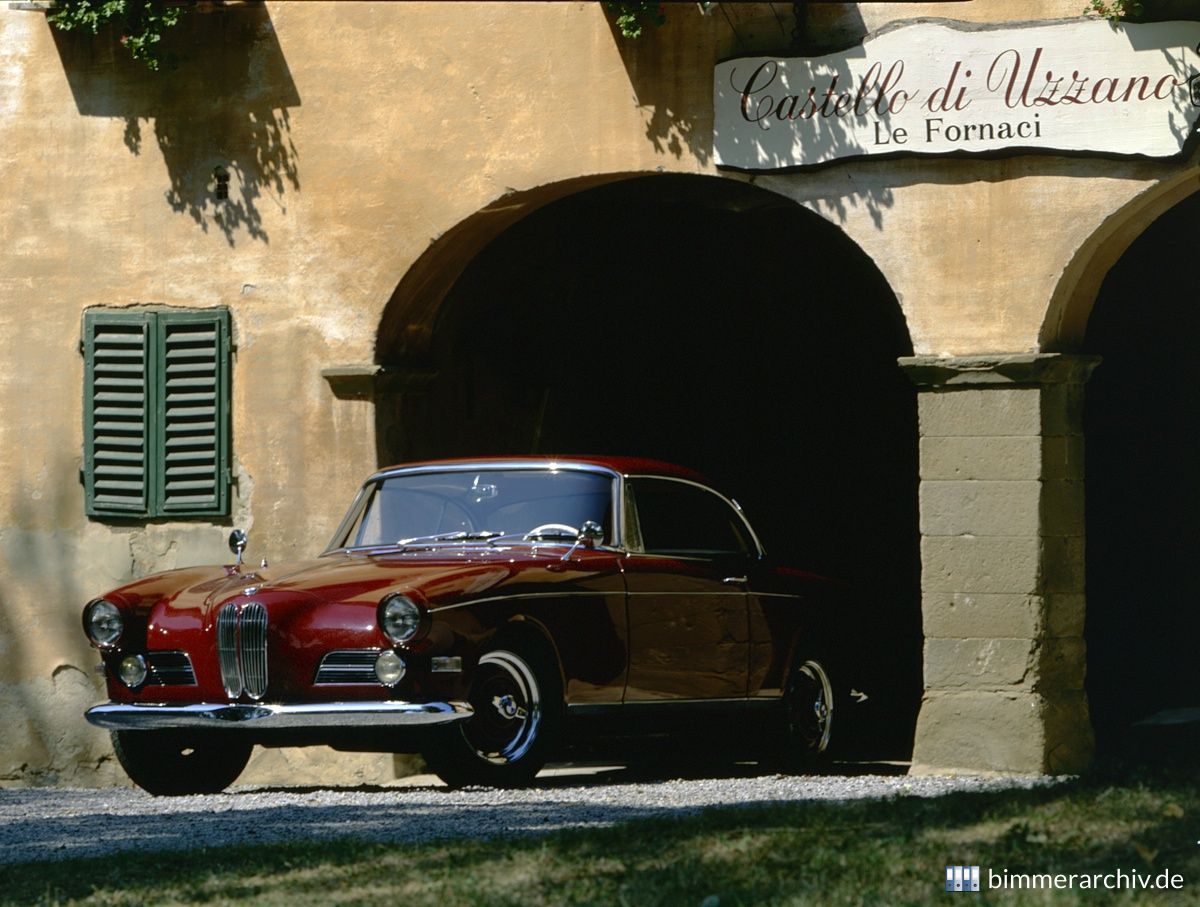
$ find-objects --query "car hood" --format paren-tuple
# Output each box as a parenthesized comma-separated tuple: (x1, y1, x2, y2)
(105, 545, 617, 617)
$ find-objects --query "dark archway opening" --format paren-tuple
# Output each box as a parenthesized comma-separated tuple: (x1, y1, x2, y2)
(377, 175, 920, 757)
(1084, 191, 1200, 756)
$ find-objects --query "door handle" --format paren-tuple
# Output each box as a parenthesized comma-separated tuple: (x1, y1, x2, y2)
(722, 575, 748, 585)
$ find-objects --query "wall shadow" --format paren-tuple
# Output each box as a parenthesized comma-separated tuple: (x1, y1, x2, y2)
(0, 458, 119, 783)
(48, 7, 301, 245)
(606, 3, 890, 226)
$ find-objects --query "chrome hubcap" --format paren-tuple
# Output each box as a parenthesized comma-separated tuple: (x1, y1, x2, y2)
(463, 650, 541, 765)
(790, 660, 833, 754)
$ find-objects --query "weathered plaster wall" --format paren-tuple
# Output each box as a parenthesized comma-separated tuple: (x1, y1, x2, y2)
(0, 1, 1195, 784)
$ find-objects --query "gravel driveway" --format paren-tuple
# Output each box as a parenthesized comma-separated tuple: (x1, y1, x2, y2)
(0, 767, 1054, 865)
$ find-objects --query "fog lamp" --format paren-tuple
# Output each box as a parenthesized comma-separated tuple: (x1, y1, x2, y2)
(118, 654, 147, 689)
(374, 650, 406, 686)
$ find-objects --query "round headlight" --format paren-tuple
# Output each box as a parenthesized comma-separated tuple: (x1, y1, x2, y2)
(118, 654, 147, 688)
(85, 599, 124, 648)
(379, 594, 422, 643)
(374, 650, 406, 686)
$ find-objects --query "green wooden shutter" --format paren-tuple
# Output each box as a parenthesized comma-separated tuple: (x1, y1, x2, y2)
(154, 310, 230, 516)
(83, 312, 152, 517)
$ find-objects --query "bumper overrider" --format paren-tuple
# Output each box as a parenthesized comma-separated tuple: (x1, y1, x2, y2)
(85, 700, 474, 731)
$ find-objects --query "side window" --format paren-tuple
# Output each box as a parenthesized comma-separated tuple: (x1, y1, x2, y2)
(629, 478, 753, 557)
(83, 308, 231, 519)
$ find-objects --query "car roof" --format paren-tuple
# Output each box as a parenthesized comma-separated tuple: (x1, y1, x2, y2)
(370, 456, 714, 486)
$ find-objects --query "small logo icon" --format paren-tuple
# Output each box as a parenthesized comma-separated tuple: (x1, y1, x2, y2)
(945, 866, 981, 892)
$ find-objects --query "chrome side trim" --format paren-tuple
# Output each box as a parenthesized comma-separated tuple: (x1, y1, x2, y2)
(85, 700, 474, 731)
(429, 590, 621, 614)
(625, 591, 755, 597)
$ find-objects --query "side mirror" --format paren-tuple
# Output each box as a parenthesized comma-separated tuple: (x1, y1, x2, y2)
(578, 520, 603, 546)
(228, 529, 248, 569)
(560, 520, 604, 563)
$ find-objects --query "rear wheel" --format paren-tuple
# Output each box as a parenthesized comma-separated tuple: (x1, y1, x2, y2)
(774, 654, 837, 772)
(112, 730, 252, 796)
(423, 639, 561, 788)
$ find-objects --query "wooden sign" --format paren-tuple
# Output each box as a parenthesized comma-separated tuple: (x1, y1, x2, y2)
(713, 19, 1200, 170)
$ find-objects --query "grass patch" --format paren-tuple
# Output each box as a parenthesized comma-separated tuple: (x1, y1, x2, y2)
(5, 768, 1200, 906)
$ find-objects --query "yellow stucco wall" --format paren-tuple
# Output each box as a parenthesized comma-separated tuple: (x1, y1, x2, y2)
(0, 0, 1195, 784)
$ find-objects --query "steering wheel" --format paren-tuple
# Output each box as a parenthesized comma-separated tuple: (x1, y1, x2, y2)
(523, 523, 579, 541)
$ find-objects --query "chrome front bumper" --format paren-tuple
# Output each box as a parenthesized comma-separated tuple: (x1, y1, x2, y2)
(85, 700, 473, 731)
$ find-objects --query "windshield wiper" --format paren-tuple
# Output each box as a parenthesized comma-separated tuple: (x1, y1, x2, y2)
(394, 530, 505, 549)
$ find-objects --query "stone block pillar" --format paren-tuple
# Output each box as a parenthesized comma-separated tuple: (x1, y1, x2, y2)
(900, 354, 1100, 775)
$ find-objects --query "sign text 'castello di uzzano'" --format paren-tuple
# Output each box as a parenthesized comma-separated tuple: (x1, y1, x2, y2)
(713, 19, 1200, 169)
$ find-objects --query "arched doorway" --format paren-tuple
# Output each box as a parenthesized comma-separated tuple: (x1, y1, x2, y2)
(1083, 190, 1200, 754)
(376, 174, 921, 756)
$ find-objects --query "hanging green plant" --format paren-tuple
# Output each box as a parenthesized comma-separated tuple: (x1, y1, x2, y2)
(48, 0, 185, 70)
(1084, 0, 1145, 20)
(605, 2, 665, 39)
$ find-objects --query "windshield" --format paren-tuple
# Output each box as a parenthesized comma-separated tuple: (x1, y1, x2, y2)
(327, 468, 616, 551)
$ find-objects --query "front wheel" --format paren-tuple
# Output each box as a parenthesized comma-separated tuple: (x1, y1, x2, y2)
(112, 730, 252, 796)
(423, 641, 561, 788)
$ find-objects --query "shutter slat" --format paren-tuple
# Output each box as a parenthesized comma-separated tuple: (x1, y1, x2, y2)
(166, 467, 215, 479)
(166, 377, 217, 389)
(167, 405, 216, 418)
(165, 479, 216, 491)
(164, 363, 216, 375)
(95, 450, 144, 463)
(95, 377, 145, 388)
(95, 494, 145, 506)
(94, 392, 146, 403)
(94, 350, 146, 361)
(166, 392, 215, 404)
(164, 494, 220, 506)
(98, 479, 146, 491)
(94, 424, 145, 435)
(165, 429, 216, 444)
(92, 364, 145, 374)
(95, 465, 147, 477)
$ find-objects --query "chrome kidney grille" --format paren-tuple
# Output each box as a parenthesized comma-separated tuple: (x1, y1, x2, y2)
(216, 602, 269, 700)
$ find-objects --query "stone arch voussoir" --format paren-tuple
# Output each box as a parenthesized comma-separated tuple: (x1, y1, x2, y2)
(1041, 167, 1200, 353)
